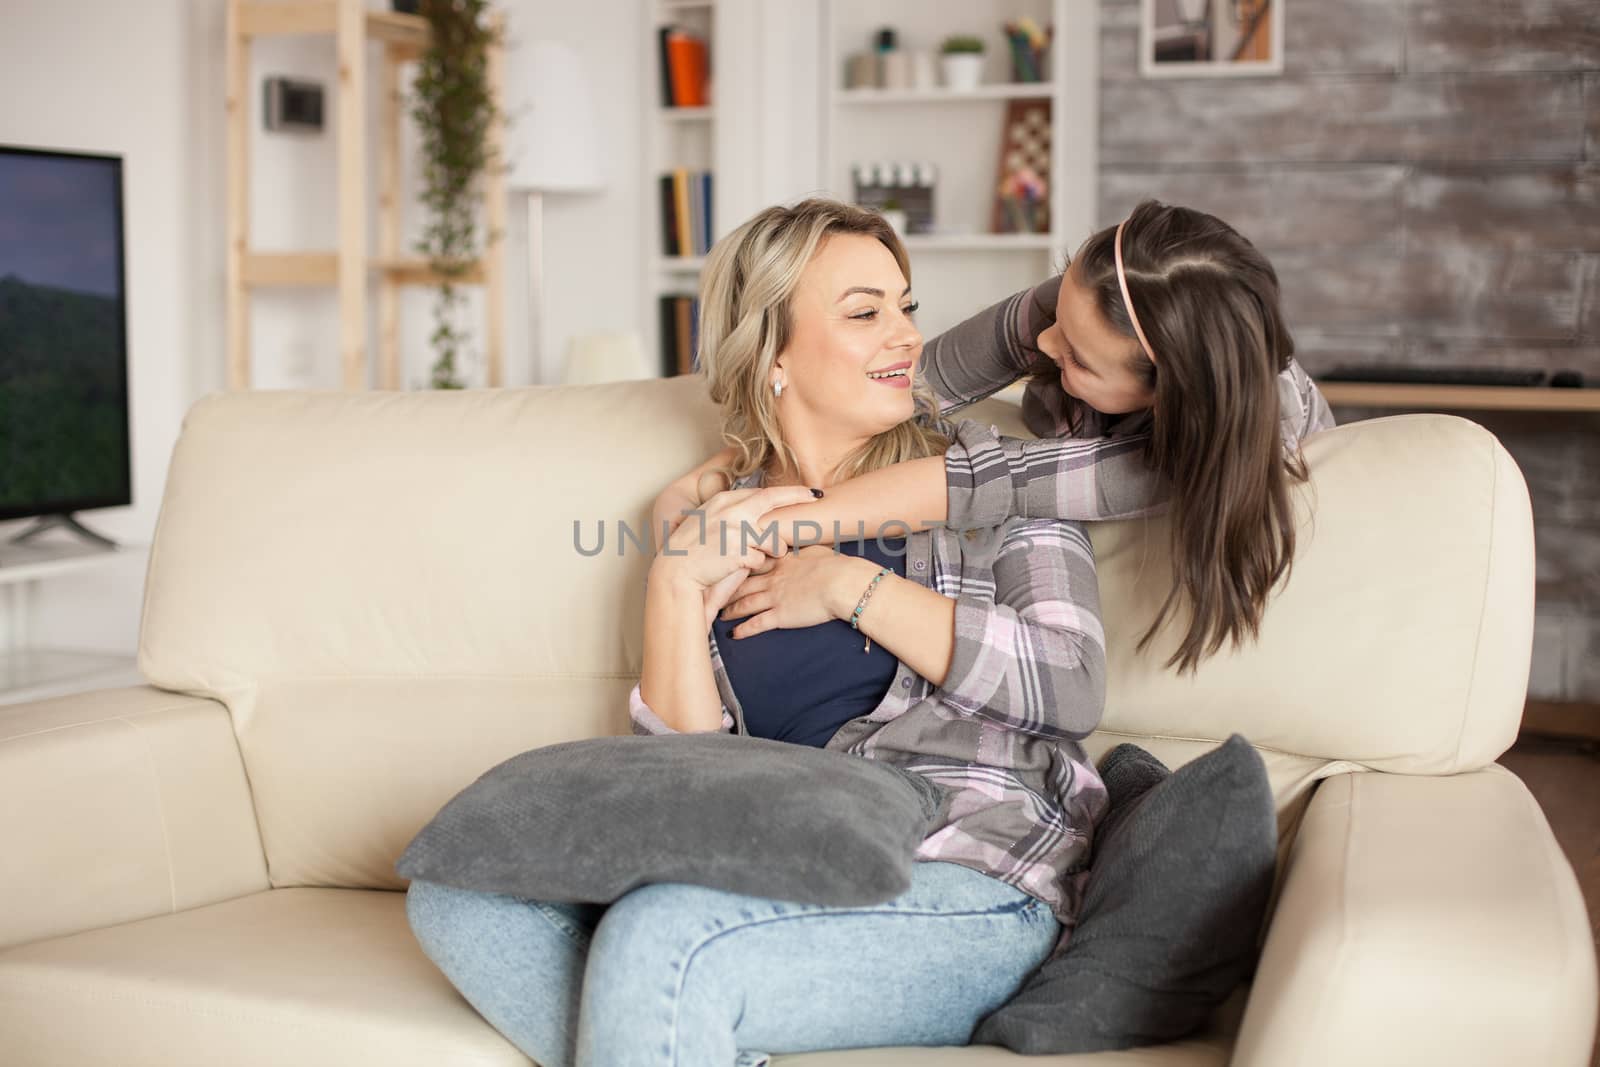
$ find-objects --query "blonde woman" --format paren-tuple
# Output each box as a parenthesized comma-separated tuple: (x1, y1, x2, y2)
(405, 199, 1110, 1066)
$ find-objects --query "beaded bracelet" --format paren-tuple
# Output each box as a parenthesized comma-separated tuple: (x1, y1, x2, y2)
(849, 566, 892, 653)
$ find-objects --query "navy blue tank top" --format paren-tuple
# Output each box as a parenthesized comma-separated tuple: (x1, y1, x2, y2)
(712, 537, 908, 748)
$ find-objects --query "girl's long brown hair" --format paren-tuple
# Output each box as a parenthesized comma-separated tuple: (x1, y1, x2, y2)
(1048, 200, 1309, 675)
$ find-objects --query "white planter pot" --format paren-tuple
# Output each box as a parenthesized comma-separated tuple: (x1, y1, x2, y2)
(940, 53, 984, 92)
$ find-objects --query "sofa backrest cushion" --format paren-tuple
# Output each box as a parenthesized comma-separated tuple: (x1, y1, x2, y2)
(138, 380, 1531, 890)
(1093, 412, 1531, 777)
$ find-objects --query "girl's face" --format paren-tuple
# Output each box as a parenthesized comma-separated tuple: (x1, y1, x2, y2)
(1036, 257, 1157, 416)
(776, 234, 922, 437)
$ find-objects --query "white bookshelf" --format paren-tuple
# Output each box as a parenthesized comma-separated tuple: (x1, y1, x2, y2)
(821, 0, 1096, 341)
(642, 0, 722, 377)
(636, 0, 1097, 369)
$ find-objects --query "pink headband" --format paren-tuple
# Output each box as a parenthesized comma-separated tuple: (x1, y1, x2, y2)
(1114, 218, 1158, 366)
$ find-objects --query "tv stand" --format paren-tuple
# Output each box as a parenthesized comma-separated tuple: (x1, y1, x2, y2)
(7, 513, 120, 550)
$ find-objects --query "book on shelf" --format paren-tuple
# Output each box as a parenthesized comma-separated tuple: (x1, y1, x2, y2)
(673, 170, 692, 254)
(658, 26, 709, 107)
(658, 294, 701, 376)
(675, 297, 692, 376)
(659, 168, 714, 257)
(658, 174, 679, 256)
(688, 174, 702, 258)
(698, 171, 712, 251)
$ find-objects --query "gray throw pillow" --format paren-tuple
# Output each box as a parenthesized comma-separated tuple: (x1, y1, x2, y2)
(396, 732, 950, 906)
(971, 733, 1277, 1054)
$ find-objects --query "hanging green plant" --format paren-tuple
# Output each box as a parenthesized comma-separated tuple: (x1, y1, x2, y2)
(409, 0, 506, 389)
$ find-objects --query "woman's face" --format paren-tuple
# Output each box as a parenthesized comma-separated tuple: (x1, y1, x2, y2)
(775, 233, 922, 437)
(1035, 256, 1157, 416)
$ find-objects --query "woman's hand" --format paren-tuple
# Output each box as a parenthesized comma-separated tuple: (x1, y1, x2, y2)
(718, 546, 880, 639)
(650, 486, 700, 554)
(649, 485, 819, 593)
(700, 567, 750, 632)
(649, 447, 738, 553)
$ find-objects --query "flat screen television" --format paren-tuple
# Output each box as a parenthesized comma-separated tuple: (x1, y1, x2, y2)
(0, 144, 131, 547)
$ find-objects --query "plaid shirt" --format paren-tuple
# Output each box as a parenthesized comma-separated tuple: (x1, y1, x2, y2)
(630, 275, 1334, 951)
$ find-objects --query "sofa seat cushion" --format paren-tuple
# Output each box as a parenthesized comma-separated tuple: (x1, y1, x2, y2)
(0, 885, 1238, 1066)
(0, 887, 527, 1067)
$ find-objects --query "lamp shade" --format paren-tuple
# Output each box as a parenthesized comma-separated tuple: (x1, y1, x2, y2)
(561, 331, 654, 385)
(503, 37, 605, 193)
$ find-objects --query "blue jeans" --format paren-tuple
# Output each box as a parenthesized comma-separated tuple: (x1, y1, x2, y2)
(405, 860, 1060, 1067)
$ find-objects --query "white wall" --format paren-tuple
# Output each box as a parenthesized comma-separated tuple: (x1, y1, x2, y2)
(518, 0, 643, 385)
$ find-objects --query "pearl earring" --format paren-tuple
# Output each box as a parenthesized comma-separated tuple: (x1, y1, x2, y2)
(773, 379, 784, 398)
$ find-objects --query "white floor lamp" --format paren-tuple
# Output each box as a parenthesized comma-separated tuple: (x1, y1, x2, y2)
(502, 36, 605, 383)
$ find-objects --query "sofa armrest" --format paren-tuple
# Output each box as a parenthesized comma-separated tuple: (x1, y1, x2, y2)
(1233, 767, 1598, 1067)
(0, 685, 268, 950)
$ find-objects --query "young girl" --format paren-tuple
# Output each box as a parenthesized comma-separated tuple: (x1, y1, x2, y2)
(658, 198, 1336, 674)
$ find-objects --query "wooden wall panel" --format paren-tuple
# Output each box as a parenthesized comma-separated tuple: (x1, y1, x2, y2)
(1272, 247, 1581, 339)
(1405, 342, 1600, 379)
(1289, 334, 1403, 371)
(1587, 74, 1600, 159)
(1400, 249, 1584, 338)
(1405, 165, 1600, 251)
(1534, 523, 1600, 614)
(1571, 623, 1600, 697)
(1100, 166, 1405, 249)
(1581, 255, 1600, 340)
(1101, 74, 1587, 165)
(1405, 0, 1600, 74)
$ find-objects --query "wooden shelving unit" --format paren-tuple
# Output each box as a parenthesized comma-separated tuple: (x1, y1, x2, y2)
(225, 0, 507, 390)
(1320, 383, 1600, 413)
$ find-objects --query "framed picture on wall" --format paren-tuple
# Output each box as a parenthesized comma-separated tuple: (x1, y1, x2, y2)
(1140, 0, 1283, 78)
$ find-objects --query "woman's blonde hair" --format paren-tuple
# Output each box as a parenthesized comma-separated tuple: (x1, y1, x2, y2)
(696, 197, 949, 490)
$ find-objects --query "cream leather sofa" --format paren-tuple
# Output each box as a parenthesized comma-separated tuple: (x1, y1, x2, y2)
(2, 377, 1595, 1067)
